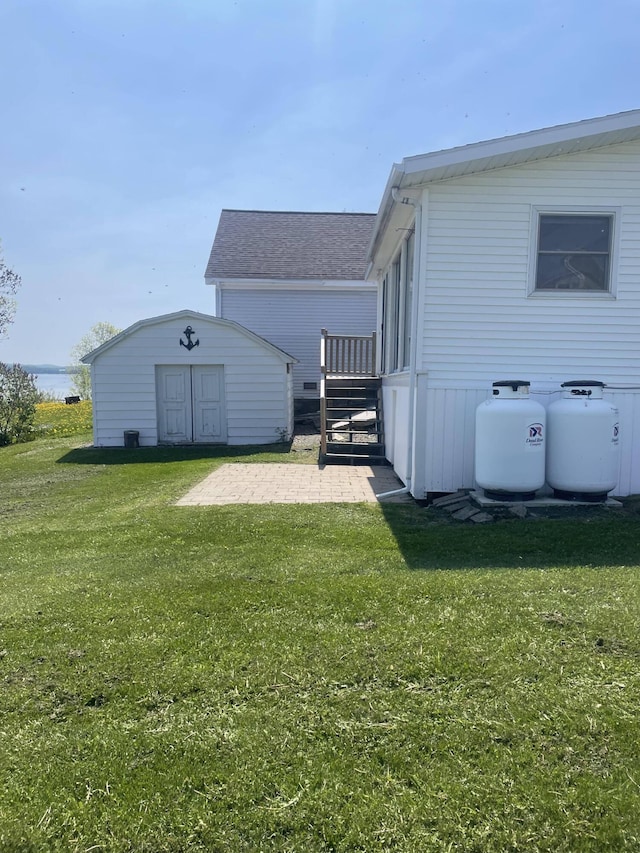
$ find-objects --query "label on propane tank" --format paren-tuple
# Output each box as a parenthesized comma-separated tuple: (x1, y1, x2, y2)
(525, 422, 544, 449)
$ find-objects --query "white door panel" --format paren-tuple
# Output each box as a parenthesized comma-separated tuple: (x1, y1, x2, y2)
(156, 366, 192, 443)
(192, 366, 226, 443)
(156, 365, 226, 443)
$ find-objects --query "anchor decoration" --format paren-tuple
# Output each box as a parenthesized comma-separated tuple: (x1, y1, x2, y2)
(180, 326, 200, 351)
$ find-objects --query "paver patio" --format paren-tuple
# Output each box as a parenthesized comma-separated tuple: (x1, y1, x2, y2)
(176, 463, 409, 505)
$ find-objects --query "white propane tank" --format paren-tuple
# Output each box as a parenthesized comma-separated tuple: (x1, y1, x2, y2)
(475, 380, 546, 500)
(546, 380, 620, 502)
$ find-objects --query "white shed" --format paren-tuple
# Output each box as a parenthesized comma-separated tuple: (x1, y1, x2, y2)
(82, 310, 296, 447)
(366, 109, 640, 498)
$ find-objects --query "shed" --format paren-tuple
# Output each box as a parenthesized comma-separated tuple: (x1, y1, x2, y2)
(82, 310, 296, 447)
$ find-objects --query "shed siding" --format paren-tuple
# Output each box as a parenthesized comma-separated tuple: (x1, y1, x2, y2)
(411, 139, 640, 496)
(220, 288, 376, 398)
(91, 316, 293, 447)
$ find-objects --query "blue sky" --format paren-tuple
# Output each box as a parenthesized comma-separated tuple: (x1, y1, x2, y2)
(1, 0, 638, 364)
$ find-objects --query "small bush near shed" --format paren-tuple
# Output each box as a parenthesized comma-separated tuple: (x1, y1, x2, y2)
(0, 362, 39, 445)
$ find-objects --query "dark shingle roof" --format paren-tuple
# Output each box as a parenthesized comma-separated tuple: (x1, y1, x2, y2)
(205, 210, 376, 281)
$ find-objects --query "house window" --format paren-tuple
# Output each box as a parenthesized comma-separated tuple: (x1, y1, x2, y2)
(380, 228, 416, 374)
(380, 271, 388, 372)
(390, 255, 402, 371)
(402, 232, 414, 369)
(534, 213, 613, 292)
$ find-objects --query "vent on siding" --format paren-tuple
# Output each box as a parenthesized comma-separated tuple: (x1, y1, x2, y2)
(303, 382, 318, 390)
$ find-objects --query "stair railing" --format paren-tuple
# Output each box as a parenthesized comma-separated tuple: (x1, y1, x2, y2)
(320, 329, 377, 377)
(320, 329, 377, 458)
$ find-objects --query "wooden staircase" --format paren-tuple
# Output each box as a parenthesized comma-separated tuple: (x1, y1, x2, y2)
(320, 330, 386, 465)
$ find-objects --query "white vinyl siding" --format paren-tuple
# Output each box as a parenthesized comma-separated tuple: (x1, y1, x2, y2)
(381, 139, 640, 497)
(423, 387, 502, 493)
(220, 287, 376, 398)
(89, 314, 293, 447)
(380, 373, 411, 484)
(418, 385, 640, 496)
(420, 140, 640, 386)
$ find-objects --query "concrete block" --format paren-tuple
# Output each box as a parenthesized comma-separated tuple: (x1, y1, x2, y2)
(443, 500, 472, 514)
(509, 504, 528, 519)
(452, 505, 479, 521)
(470, 512, 494, 524)
(431, 491, 469, 508)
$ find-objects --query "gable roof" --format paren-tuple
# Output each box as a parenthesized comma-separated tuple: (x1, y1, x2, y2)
(205, 209, 376, 281)
(81, 310, 297, 364)
(369, 108, 640, 269)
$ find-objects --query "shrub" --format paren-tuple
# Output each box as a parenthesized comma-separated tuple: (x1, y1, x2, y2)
(0, 363, 39, 445)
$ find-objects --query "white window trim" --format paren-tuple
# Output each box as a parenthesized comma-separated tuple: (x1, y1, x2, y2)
(527, 205, 620, 299)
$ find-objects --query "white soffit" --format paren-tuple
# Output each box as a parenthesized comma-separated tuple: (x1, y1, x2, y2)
(399, 109, 640, 187)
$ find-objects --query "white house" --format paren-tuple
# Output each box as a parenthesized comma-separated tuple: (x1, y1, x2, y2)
(367, 109, 640, 498)
(82, 310, 296, 447)
(205, 209, 377, 410)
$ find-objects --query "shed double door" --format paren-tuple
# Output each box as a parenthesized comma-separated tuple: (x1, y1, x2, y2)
(156, 365, 226, 444)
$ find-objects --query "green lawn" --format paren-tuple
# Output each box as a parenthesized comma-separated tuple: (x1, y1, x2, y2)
(2, 431, 640, 851)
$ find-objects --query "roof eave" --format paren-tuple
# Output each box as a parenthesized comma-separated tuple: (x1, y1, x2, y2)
(367, 108, 640, 272)
(81, 310, 299, 365)
(401, 108, 640, 181)
(366, 163, 406, 272)
(210, 277, 375, 288)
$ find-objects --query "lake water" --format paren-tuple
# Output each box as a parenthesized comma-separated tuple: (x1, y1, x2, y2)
(34, 372, 75, 400)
